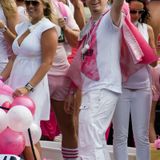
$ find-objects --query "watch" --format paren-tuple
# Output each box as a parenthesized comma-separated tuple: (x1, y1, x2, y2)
(25, 82, 34, 92)
(0, 25, 7, 33)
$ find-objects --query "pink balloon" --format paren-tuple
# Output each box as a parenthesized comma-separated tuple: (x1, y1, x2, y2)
(2, 84, 14, 94)
(0, 90, 12, 96)
(0, 95, 13, 106)
(0, 80, 4, 87)
(155, 138, 160, 149)
(0, 83, 13, 96)
(0, 109, 8, 132)
(0, 128, 25, 155)
(24, 123, 42, 146)
(2, 101, 11, 110)
(7, 105, 33, 132)
(11, 96, 36, 115)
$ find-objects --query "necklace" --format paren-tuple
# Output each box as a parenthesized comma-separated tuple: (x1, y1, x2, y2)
(81, 10, 109, 60)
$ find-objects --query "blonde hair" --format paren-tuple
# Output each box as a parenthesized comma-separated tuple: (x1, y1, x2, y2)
(1, 0, 17, 18)
(41, 0, 58, 24)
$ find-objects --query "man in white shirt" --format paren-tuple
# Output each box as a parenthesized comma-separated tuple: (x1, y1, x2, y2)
(65, 0, 124, 159)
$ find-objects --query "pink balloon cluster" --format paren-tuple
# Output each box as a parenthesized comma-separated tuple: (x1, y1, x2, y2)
(0, 80, 13, 96)
(0, 128, 25, 155)
(154, 137, 160, 149)
(0, 80, 42, 156)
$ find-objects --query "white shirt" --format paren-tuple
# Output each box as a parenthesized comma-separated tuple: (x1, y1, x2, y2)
(82, 11, 123, 94)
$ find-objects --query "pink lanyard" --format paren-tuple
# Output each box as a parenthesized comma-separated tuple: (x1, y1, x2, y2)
(81, 10, 109, 60)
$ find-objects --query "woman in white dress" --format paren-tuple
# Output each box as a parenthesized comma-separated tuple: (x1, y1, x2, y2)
(0, 0, 58, 159)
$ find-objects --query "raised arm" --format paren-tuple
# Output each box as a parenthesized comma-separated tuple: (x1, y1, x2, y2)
(111, 0, 124, 26)
(1, 0, 19, 43)
(148, 24, 156, 49)
(58, 17, 80, 47)
(58, 5, 80, 48)
(148, 24, 157, 66)
(70, 0, 86, 30)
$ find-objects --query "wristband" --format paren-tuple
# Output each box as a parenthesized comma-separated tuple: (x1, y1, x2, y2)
(25, 82, 34, 92)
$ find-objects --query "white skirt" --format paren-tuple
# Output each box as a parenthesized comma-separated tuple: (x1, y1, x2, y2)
(8, 56, 50, 121)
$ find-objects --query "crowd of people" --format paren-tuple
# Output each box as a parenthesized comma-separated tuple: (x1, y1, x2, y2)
(0, 0, 159, 160)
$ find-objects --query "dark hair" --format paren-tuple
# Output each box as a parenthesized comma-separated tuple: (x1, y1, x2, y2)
(43, 2, 52, 19)
(126, 0, 150, 23)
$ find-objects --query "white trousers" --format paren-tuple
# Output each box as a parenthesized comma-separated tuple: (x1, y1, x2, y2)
(78, 89, 119, 160)
(113, 88, 152, 160)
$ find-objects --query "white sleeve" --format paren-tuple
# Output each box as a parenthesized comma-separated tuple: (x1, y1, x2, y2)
(105, 11, 123, 32)
(38, 18, 56, 34)
(64, 5, 79, 30)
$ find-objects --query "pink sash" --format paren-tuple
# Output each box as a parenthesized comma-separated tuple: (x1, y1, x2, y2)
(81, 17, 102, 81)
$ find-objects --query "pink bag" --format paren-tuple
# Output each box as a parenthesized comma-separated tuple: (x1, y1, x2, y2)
(123, 17, 157, 64)
(40, 109, 60, 140)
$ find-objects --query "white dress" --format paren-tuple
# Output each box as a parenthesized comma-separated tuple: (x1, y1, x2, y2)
(8, 17, 56, 122)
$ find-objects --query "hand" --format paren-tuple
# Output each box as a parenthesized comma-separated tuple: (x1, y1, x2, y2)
(0, 20, 6, 29)
(64, 94, 76, 114)
(58, 18, 67, 30)
(12, 87, 29, 98)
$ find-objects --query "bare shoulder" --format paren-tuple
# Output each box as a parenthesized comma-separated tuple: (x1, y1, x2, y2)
(42, 27, 58, 40)
(147, 24, 154, 34)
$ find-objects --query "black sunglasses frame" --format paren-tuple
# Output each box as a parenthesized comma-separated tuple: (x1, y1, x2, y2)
(130, 9, 145, 15)
(24, 1, 40, 7)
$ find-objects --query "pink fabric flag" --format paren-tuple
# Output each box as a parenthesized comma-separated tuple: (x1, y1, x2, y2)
(121, 16, 158, 81)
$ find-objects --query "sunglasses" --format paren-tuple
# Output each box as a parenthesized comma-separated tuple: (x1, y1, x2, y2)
(24, 1, 40, 7)
(130, 9, 145, 14)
